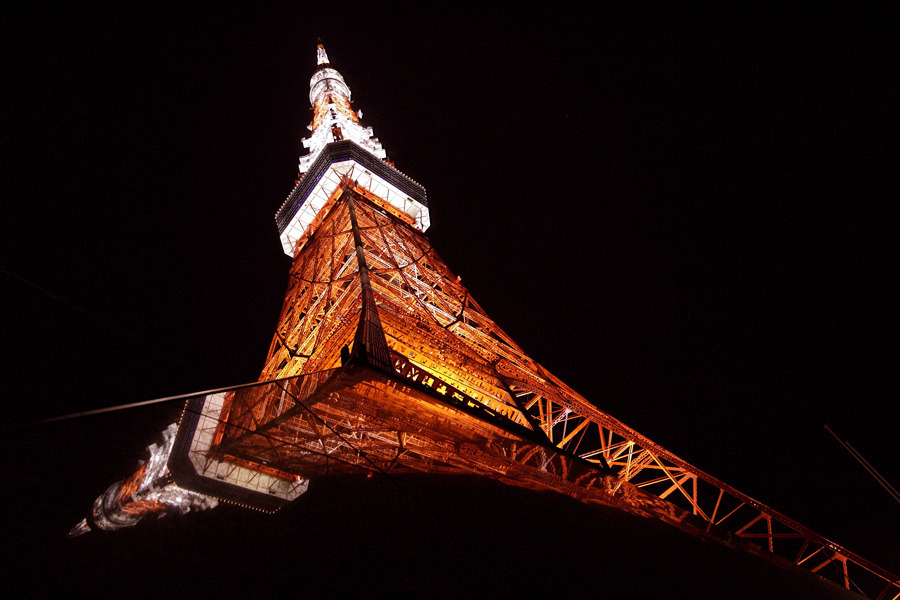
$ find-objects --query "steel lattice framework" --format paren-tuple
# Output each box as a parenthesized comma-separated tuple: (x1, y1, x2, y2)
(72, 44, 899, 600)
(203, 183, 897, 599)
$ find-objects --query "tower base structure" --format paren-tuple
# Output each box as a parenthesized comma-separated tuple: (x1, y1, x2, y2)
(74, 185, 898, 599)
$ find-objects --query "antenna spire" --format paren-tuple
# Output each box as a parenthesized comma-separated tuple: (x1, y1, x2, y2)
(316, 41, 330, 65)
(298, 43, 388, 176)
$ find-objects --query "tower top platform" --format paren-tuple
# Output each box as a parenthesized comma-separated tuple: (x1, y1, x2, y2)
(277, 44, 429, 257)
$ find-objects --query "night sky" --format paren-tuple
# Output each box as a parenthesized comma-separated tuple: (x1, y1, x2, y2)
(3, 5, 898, 598)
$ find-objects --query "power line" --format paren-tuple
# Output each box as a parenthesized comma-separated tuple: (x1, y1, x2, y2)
(825, 424, 900, 505)
(2, 267, 173, 357)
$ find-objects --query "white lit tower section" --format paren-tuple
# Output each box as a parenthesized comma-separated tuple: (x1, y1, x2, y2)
(276, 43, 430, 257)
(68, 425, 217, 536)
(299, 44, 386, 173)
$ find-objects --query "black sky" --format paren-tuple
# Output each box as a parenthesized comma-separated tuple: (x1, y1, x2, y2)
(2, 5, 898, 598)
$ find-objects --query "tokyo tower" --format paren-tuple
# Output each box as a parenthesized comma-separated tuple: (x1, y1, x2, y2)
(70, 43, 899, 600)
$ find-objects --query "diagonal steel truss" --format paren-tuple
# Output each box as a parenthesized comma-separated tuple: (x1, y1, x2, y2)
(204, 182, 898, 600)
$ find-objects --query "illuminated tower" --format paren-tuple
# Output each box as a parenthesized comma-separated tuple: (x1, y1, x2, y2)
(71, 44, 899, 600)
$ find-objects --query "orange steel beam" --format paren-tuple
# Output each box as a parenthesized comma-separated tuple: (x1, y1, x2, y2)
(203, 187, 898, 599)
